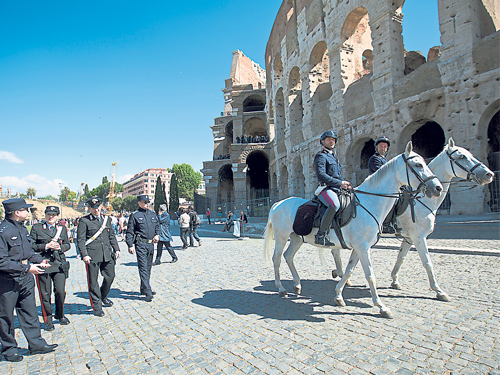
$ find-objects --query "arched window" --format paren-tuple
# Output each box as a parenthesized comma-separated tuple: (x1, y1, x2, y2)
(309, 41, 330, 98)
(243, 95, 265, 112)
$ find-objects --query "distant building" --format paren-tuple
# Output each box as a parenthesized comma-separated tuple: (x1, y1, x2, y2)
(122, 168, 173, 203)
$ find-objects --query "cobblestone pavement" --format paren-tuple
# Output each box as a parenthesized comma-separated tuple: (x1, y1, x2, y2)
(1, 229, 499, 374)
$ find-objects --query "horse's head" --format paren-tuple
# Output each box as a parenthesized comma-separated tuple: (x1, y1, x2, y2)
(445, 138, 494, 185)
(403, 142, 443, 198)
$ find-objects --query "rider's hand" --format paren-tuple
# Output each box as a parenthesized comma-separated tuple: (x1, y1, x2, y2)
(128, 247, 135, 254)
(341, 181, 352, 190)
(83, 256, 92, 265)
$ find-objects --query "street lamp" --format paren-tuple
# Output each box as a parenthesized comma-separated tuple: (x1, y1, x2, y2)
(59, 183, 65, 219)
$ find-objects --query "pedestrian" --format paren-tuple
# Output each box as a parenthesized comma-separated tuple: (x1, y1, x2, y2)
(239, 210, 248, 237)
(30, 206, 71, 331)
(77, 197, 120, 317)
(125, 195, 159, 302)
(222, 211, 234, 232)
(154, 204, 177, 264)
(188, 206, 202, 247)
(118, 213, 127, 241)
(217, 207, 222, 223)
(71, 217, 81, 259)
(206, 208, 211, 225)
(0, 198, 58, 362)
(178, 208, 190, 249)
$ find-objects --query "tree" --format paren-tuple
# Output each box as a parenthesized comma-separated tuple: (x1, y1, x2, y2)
(111, 197, 124, 213)
(102, 176, 109, 184)
(169, 174, 179, 217)
(123, 195, 138, 212)
(39, 195, 58, 201)
(87, 182, 124, 203)
(26, 187, 36, 199)
(171, 163, 202, 201)
(153, 176, 167, 214)
(60, 187, 72, 202)
(84, 184, 90, 199)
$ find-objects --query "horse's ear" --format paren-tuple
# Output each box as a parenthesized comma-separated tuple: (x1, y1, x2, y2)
(448, 138, 455, 148)
(405, 141, 413, 156)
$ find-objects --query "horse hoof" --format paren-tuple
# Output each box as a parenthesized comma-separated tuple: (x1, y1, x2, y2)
(279, 291, 287, 297)
(332, 270, 338, 279)
(390, 282, 402, 290)
(335, 297, 346, 307)
(380, 309, 394, 319)
(437, 292, 451, 302)
(293, 286, 301, 295)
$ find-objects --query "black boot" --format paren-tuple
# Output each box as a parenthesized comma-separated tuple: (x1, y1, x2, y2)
(44, 316, 54, 331)
(315, 231, 336, 247)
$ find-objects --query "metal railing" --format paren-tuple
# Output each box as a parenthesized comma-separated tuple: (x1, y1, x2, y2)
(489, 171, 500, 212)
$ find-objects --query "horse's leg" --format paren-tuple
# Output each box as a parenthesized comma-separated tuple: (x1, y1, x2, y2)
(283, 233, 304, 295)
(331, 249, 352, 286)
(390, 239, 413, 290)
(413, 237, 451, 302)
(272, 237, 289, 297)
(334, 251, 359, 307)
(357, 247, 394, 319)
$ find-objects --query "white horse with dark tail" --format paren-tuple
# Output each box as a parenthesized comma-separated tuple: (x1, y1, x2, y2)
(264, 142, 443, 318)
(331, 138, 495, 301)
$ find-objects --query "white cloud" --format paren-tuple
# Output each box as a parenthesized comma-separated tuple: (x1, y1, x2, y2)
(0, 150, 24, 164)
(0, 175, 66, 197)
(117, 174, 134, 184)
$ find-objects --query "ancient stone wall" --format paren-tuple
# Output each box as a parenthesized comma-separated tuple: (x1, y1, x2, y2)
(265, 0, 500, 214)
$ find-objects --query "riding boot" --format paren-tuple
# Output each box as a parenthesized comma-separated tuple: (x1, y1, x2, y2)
(315, 205, 337, 247)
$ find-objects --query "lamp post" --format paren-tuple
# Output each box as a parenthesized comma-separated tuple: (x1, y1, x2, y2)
(59, 183, 65, 219)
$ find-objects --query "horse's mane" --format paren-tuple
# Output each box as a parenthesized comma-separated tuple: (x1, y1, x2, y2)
(358, 153, 402, 190)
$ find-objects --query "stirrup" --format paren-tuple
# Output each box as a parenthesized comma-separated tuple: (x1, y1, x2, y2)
(315, 233, 335, 247)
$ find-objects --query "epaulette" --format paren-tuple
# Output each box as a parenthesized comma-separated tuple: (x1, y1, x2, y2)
(0, 222, 8, 233)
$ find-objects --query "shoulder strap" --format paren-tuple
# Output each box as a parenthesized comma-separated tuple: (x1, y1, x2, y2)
(85, 216, 109, 245)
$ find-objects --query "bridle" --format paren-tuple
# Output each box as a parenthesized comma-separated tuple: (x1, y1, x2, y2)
(445, 149, 484, 185)
(402, 154, 439, 196)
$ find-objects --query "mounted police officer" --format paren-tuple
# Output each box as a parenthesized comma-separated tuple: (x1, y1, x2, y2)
(30, 205, 71, 331)
(314, 130, 352, 246)
(0, 198, 57, 362)
(77, 197, 120, 317)
(368, 136, 390, 175)
(126, 195, 159, 302)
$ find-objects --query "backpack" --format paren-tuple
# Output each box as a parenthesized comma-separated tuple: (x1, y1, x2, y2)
(191, 211, 201, 225)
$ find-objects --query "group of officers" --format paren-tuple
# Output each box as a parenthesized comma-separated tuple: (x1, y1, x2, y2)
(0, 194, 162, 362)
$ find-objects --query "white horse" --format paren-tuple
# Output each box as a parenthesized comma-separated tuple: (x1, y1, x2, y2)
(331, 138, 494, 301)
(263, 142, 443, 318)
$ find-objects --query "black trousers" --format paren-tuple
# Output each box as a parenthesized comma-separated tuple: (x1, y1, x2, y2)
(156, 241, 176, 261)
(180, 228, 189, 248)
(189, 225, 200, 246)
(84, 259, 115, 312)
(136, 243, 154, 296)
(35, 271, 66, 322)
(0, 274, 47, 356)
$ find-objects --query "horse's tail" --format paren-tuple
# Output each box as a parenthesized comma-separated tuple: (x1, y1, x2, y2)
(263, 216, 274, 265)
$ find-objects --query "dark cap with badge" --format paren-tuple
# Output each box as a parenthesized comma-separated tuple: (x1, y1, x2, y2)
(86, 197, 103, 208)
(2, 198, 34, 214)
(137, 194, 150, 202)
(45, 205, 60, 215)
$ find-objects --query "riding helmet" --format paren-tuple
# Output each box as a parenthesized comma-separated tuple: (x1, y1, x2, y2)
(374, 136, 391, 148)
(320, 130, 338, 143)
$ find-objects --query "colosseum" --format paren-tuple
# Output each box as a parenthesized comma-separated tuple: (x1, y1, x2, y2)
(204, 0, 499, 216)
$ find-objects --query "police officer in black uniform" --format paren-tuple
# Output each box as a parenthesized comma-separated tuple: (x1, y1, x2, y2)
(314, 130, 352, 246)
(77, 197, 120, 317)
(30, 205, 71, 331)
(0, 198, 58, 362)
(126, 195, 159, 302)
(368, 136, 390, 175)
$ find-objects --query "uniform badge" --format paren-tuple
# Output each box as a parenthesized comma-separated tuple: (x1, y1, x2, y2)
(139, 218, 144, 220)
(11, 236, 18, 240)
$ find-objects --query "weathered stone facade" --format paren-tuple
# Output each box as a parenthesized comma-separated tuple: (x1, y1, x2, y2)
(265, 0, 500, 214)
(202, 51, 272, 210)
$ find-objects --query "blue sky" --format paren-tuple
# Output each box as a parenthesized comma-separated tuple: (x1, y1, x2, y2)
(0, 0, 440, 197)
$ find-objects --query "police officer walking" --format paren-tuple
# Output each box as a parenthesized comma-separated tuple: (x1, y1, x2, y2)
(368, 136, 390, 175)
(126, 195, 159, 302)
(0, 198, 58, 362)
(314, 130, 352, 246)
(77, 197, 120, 317)
(30, 205, 71, 331)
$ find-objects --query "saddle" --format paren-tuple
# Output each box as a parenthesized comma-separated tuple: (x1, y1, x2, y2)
(382, 186, 414, 231)
(292, 190, 356, 249)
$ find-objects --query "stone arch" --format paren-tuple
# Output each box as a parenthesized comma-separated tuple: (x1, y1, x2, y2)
(340, 7, 373, 90)
(346, 136, 374, 185)
(274, 55, 283, 84)
(275, 88, 286, 155)
(279, 164, 289, 198)
(246, 151, 270, 200)
(292, 157, 305, 197)
(288, 66, 304, 145)
(243, 117, 267, 139)
(308, 41, 330, 98)
(398, 120, 445, 159)
(478, 99, 500, 159)
(243, 94, 265, 112)
(218, 164, 234, 204)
